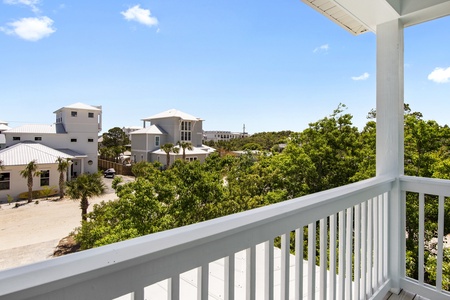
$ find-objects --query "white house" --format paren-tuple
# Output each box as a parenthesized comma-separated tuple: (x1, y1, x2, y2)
(203, 129, 250, 143)
(0, 120, 11, 150)
(0, 143, 74, 201)
(0, 103, 102, 200)
(131, 109, 215, 167)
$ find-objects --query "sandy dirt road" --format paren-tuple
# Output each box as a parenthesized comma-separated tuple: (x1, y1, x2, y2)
(0, 176, 131, 271)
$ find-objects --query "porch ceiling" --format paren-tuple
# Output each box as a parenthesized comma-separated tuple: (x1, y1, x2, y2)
(301, 0, 450, 35)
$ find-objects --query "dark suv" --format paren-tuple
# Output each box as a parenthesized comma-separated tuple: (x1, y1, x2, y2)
(104, 168, 116, 178)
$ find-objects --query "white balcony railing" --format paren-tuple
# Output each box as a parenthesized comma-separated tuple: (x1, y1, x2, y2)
(400, 176, 450, 300)
(1, 175, 450, 300)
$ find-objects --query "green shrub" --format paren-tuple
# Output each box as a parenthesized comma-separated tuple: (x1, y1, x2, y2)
(18, 188, 58, 200)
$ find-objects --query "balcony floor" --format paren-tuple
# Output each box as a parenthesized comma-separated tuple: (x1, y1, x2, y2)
(384, 290, 428, 300)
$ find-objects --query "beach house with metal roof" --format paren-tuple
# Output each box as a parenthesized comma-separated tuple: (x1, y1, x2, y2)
(131, 109, 215, 167)
(0, 103, 102, 200)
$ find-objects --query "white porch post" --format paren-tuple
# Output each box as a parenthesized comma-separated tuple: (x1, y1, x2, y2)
(376, 19, 404, 294)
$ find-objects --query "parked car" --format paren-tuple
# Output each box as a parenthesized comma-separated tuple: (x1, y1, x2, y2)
(104, 168, 116, 178)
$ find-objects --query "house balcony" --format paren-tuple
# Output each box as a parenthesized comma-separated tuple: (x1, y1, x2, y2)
(1, 174, 449, 300)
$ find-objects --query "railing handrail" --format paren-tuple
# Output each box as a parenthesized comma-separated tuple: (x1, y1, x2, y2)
(400, 175, 450, 196)
(0, 175, 395, 300)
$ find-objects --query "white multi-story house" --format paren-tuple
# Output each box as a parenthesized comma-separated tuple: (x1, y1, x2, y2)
(203, 129, 250, 143)
(0, 120, 11, 150)
(122, 126, 143, 141)
(0, 103, 102, 200)
(131, 109, 215, 167)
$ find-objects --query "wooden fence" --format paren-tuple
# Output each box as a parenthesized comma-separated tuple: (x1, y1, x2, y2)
(98, 159, 134, 176)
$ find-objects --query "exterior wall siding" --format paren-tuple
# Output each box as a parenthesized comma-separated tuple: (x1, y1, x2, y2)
(0, 163, 63, 201)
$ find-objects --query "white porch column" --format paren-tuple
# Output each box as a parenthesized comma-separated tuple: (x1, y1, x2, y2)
(376, 19, 404, 177)
(376, 19, 404, 294)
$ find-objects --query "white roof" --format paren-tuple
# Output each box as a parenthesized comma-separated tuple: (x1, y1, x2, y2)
(0, 124, 11, 131)
(5, 123, 66, 134)
(131, 125, 168, 135)
(54, 102, 101, 113)
(152, 145, 215, 155)
(56, 148, 87, 158)
(0, 142, 74, 166)
(0, 120, 8, 125)
(142, 109, 202, 122)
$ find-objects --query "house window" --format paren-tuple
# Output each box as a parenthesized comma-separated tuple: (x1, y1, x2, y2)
(71, 138, 77, 142)
(181, 121, 192, 141)
(0, 173, 10, 190)
(13, 137, 20, 141)
(155, 136, 160, 146)
(88, 138, 94, 142)
(186, 157, 198, 162)
(35, 137, 42, 141)
(88, 112, 94, 118)
(71, 111, 77, 117)
(40, 170, 50, 186)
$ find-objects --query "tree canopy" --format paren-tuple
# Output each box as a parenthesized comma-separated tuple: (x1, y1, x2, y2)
(100, 127, 130, 162)
(73, 104, 450, 289)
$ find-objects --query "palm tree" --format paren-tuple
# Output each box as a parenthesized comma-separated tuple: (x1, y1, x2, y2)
(161, 143, 180, 169)
(56, 157, 70, 199)
(20, 160, 41, 203)
(65, 172, 105, 221)
(178, 141, 193, 161)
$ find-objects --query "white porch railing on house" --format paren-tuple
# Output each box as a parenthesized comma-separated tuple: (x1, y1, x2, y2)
(1, 175, 450, 300)
(400, 176, 450, 300)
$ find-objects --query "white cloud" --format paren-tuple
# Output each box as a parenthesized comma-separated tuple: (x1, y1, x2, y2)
(0, 16, 56, 41)
(428, 67, 450, 83)
(121, 5, 158, 27)
(313, 44, 329, 53)
(352, 72, 369, 81)
(4, 0, 41, 13)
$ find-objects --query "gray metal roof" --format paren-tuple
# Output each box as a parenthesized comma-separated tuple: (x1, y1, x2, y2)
(0, 142, 74, 166)
(142, 109, 203, 122)
(53, 102, 101, 113)
(55, 148, 87, 158)
(131, 125, 168, 135)
(5, 123, 66, 134)
(0, 124, 11, 131)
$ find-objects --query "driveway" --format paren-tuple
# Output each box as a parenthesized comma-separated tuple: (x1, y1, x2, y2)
(0, 175, 135, 271)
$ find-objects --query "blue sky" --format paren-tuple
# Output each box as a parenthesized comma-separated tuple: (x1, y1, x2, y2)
(1, 1, 449, 134)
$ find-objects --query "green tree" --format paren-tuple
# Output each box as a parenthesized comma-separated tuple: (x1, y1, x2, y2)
(56, 157, 70, 199)
(297, 103, 361, 192)
(101, 127, 130, 162)
(102, 127, 130, 148)
(351, 120, 376, 181)
(20, 160, 41, 203)
(66, 173, 105, 221)
(177, 141, 193, 161)
(161, 143, 179, 169)
(131, 161, 161, 178)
